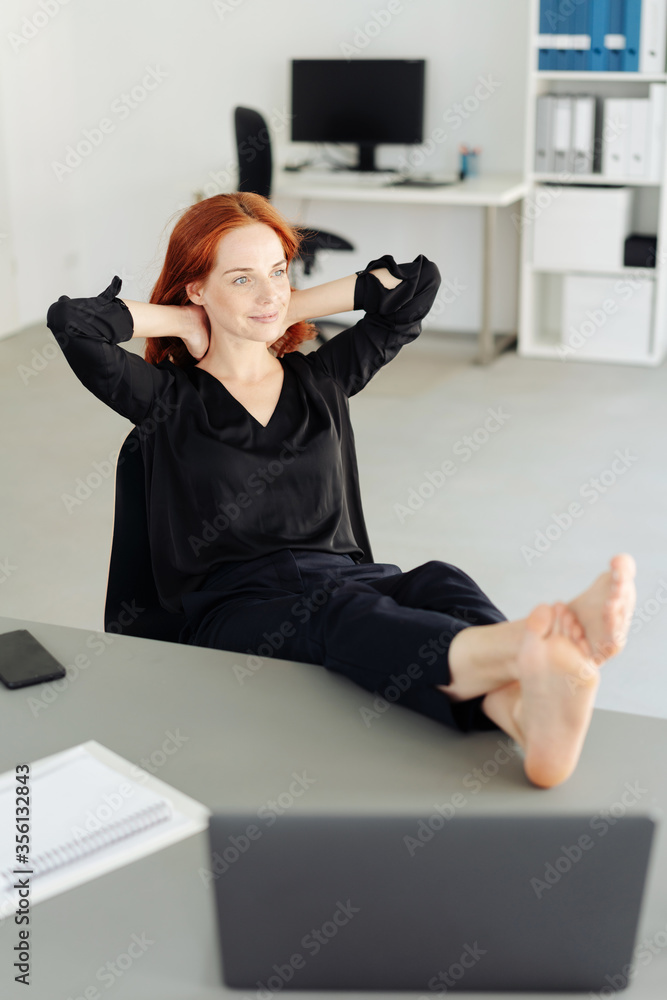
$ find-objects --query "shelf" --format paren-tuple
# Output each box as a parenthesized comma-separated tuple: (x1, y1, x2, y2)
(534, 71, 667, 82)
(520, 1, 667, 366)
(527, 265, 657, 278)
(518, 344, 565, 359)
(531, 173, 661, 187)
(520, 343, 660, 366)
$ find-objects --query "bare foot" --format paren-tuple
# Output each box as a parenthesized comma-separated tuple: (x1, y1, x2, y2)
(549, 601, 600, 696)
(439, 557, 635, 714)
(567, 554, 636, 665)
(552, 601, 593, 658)
(481, 603, 599, 788)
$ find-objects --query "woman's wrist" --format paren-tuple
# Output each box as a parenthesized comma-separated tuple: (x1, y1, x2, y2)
(286, 273, 357, 326)
(121, 299, 192, 341)
(285, 265, 402, 326)
(368, 266, 402, 290)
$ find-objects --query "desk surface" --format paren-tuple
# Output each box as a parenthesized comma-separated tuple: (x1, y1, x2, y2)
(1, 613, 665, 999)
(273, 171, 527, 207)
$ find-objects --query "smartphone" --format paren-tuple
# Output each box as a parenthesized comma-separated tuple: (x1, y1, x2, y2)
(0, 629, 67, 689)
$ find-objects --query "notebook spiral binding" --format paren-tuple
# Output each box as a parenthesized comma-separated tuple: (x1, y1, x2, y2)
(2, 800, 172, 889)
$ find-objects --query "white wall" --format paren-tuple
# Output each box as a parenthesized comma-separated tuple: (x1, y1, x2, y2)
(0, 0, 529, 336)
(0, 61, 19, 337)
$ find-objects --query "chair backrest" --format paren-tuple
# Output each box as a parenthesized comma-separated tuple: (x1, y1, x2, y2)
(105, 428, 189, 643)
(234, 106, 272, 198)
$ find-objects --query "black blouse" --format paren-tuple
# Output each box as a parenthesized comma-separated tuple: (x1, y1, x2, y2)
(46, 254, 441, 614)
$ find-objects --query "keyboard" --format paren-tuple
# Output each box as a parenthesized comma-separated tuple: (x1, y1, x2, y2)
(281, 169, 459, 189)
(281, 169, 398, 187)
(389, 175, 458, 188)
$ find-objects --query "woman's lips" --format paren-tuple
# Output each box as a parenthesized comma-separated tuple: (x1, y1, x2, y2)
(250, 312, 279, 323)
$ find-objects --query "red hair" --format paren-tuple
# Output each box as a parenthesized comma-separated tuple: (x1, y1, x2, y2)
(144, 192, 318, 367)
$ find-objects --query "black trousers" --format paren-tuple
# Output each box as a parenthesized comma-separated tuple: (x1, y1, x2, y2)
(179, 548, 507, 733)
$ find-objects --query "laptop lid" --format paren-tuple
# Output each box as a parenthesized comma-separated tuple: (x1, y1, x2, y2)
(208, 812, 656, 992)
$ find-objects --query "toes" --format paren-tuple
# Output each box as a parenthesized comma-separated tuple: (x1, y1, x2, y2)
(554, 603, 593, 659)
(551, 602, 566, 636)
(526, 603, 555, 639)
(610, 553, 637, 583)
(602, 577, 635, 652)
(562, 608, 577, 637)
(564, 606, 594, 657)
(564, 557, 637, 669)
(609, 556, 637, 610)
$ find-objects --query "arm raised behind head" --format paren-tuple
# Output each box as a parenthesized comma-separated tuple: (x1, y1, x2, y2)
(120, 299, 210, 360)
(285, 266, 402, 327)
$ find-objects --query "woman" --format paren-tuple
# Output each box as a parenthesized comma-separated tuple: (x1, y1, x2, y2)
(47, 191, 636, 789)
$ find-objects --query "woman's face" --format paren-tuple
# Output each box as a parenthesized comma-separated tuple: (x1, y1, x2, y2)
(187, 222, 291, 345)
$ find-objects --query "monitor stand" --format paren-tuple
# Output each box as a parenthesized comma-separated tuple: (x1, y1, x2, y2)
(347, 143, 397, 173)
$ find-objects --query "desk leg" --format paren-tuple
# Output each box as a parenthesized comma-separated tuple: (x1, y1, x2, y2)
(477, 204, 497, 365)
(476, 203, 519, 365)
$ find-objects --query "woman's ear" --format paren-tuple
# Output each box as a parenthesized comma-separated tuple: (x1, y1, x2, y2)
(185, 279, 203, 304)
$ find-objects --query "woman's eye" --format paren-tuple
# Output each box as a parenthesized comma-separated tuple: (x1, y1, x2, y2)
(273, 268, 286, 277)
(234, 275, 249, 285)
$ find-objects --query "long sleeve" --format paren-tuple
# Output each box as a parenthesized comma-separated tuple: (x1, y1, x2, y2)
(303, 254, 441, 397)
(46, 275, 177, 425)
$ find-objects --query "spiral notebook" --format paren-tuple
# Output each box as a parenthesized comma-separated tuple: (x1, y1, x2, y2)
(0, 741, 209, 912)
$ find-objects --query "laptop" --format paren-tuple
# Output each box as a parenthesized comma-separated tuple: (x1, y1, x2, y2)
(208, 811, 656, 991)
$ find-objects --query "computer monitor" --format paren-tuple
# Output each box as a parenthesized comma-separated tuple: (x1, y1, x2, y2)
(290, 59, 425, 172)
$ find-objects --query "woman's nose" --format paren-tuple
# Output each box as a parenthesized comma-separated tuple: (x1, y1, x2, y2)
(255, 279, 276, 302)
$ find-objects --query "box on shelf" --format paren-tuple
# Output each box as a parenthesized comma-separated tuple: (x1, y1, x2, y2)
(560, 273, 654, 360)
(532, 185, 633, 271)
(624, 233, 658, 267)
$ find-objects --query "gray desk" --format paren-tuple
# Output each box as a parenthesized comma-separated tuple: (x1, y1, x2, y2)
(1, 614, 666, 999)
(273, 172, 528, 364)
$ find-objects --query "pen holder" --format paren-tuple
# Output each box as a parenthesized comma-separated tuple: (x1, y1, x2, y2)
(459, 147, 480, 180)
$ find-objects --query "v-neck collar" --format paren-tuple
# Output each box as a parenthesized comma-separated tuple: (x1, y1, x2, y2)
(191, 358, 288, 430)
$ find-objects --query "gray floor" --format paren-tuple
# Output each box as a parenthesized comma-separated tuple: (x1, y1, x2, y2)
(2, 321, 666, 720)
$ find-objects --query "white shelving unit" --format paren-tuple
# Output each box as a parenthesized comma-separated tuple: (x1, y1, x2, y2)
(519, 0, 667, 365)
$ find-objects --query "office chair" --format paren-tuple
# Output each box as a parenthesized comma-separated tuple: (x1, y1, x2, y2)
(234, 106, 355, 344)
(105, 427, 190, 644)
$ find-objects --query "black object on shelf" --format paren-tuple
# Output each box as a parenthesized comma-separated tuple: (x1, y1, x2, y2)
(624, 234, 657, 268)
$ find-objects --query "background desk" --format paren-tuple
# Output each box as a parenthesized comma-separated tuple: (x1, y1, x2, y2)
(1, 614, 665, 999)
(274, 172, 527, 364)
